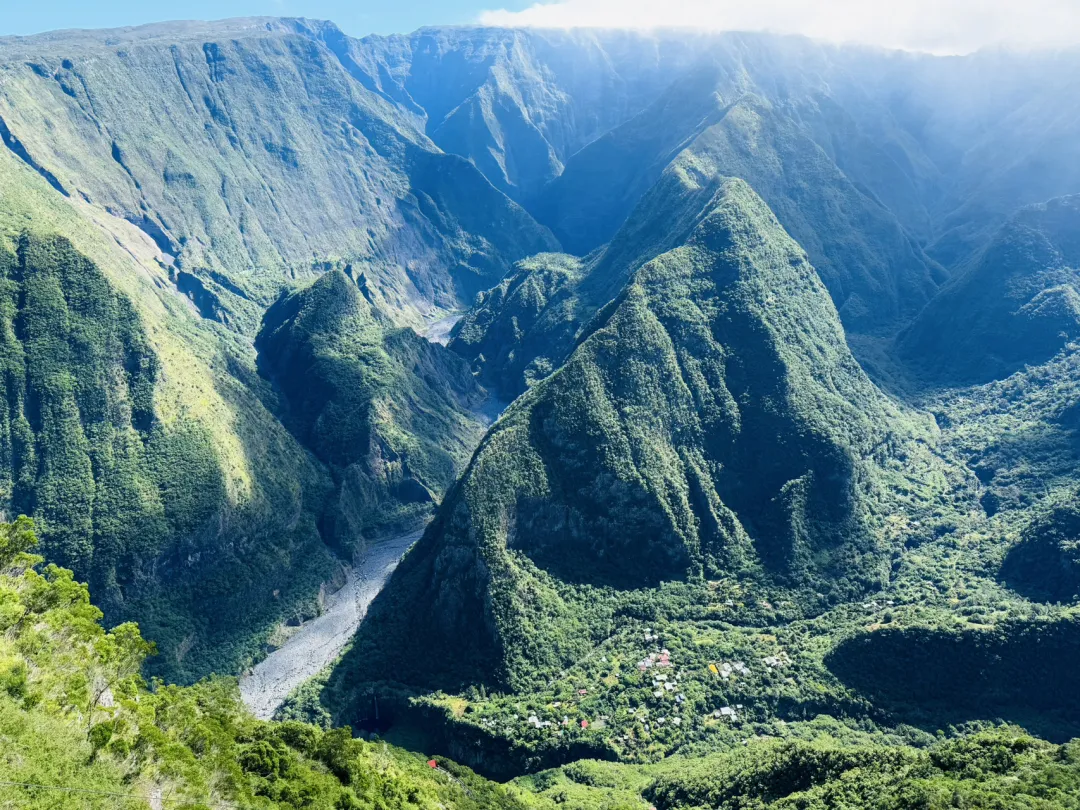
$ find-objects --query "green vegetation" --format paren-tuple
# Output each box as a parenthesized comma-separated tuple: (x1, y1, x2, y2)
(0, 517, 540, 809)
(0, 19, 555, 332)
(451, 253, 585, 399)
(899, 196, 1080, 385)
(257, 269, 489, 547)
(6, 514, 1076, 809)
(6, 18, 1080, 810)
(1000, 500, 1080, 603)
(641, 729, 1080, 810)
(326, 180, 959, 719)
(0, 227, 340, 685)
(828, 617, 1080, 739)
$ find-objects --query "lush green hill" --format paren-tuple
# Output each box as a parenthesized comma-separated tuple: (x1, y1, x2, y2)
(999, 498, 1080, 604)
(899, 195, 1080, 385)
(332, 180, 952, 703)
(0, 143, 346, 684)
(256, 268, 489, 548)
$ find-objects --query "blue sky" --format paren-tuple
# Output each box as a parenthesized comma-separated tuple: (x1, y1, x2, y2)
(0, 0, 532, 38)
(4, 0, 1078, 52)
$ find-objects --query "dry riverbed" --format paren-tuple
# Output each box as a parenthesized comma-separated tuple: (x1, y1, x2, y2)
(240, 529, 423, 719)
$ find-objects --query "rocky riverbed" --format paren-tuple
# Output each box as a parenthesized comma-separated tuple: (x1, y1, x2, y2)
(240, 529, 423, 719)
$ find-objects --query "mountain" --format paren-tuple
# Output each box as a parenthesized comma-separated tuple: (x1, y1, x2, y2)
(0, 18, 564, 681)
(256, 268, 489, 549)
(450, 103, 942, 400)
(528, 55, 947, 336)
(0, 18, 556, 331)
(335, 179, 944, 696)
(869, 49, 1080, 267)
(350, 27, 721, 203)
(899, 195, 1080, 385)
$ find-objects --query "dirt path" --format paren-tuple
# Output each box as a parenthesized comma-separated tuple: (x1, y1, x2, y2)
(240, 529, 423, 720)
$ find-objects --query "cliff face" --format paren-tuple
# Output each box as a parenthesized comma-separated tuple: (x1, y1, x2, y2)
(0, 18, 556, 331)
(256, 269, 489, 549)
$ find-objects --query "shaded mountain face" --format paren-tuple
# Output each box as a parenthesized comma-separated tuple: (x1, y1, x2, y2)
(527, 55, 946, 336)
(899, 196, 1080, 385)
(256, 269, 489, 549)
(867, 50, 1080, 268)
(0, 18, 556, 330)
(351, 27, 722, 203)
(0, 18, 560, 682)
(0, 231, 337, 683)
(999, 499, 1080, 604)
(360, 31, 949, 337)
(345, 180, 936, 691)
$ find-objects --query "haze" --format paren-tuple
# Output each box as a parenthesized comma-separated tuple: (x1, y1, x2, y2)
(480, 0, 1080, 54)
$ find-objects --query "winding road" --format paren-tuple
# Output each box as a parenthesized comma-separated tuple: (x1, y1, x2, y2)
(240, 529, 423, 720)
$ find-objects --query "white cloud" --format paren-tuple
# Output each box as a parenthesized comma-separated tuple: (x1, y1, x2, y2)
(477, 0, 1080, 54)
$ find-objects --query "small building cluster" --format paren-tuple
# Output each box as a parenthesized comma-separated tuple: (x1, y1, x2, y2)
(762, 652, 790, 669)
(638, 648, 673, 671)
(709, 660, 750, 680)
(713, 705, 743, 721)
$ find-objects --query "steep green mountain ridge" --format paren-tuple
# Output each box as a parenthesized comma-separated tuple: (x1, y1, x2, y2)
(256, 268, 489, 549)
(335, 179, 950, 699)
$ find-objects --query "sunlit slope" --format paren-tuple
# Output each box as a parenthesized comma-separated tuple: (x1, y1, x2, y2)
(0, 18, 556, 331)
(0, 141, 336, 683)
(341, 179, 947, 693)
